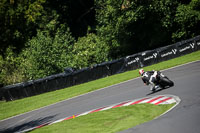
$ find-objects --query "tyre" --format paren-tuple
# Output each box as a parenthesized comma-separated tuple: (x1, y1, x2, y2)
(159, 77, 174, 87)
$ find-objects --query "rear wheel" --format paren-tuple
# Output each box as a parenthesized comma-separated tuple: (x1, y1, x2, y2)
(159, 77, 174, 88)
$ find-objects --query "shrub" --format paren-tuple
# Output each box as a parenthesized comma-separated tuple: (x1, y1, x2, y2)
(70, 33, 110, 69)
(21, 25, 75, 80)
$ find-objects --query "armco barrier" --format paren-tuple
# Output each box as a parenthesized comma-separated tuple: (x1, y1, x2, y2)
(0, 35, 200, 101)
(195, 35, 200, 50)
(157, 43, 179, 62)
(109, 58, 125, 75)
(139, 50, 159, 67)
(177, 39, 196, 56)
(125, 53, 141, 71)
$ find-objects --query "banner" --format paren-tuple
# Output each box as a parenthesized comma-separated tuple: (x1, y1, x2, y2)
(139, 50, 159, 67)
(108, 58, 125, 75)
(177, 39, 196, 56)
(125, 54, 141, 71)
(157, 43, 179, 62)
(195, 35, 200, 50)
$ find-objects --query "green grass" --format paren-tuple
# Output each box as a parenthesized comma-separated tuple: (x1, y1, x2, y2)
(0, 50, 200, 120)
(31, 103, 175, 133)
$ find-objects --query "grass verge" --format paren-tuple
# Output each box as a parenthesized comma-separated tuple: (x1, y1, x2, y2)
(31, 103, 175, 133)
(0, 50, 200, 120)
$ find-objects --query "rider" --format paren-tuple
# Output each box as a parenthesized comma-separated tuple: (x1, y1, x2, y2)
(139, 69, 160, 91)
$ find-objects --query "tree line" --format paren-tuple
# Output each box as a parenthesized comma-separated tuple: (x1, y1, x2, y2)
(0, 0, 200, 86)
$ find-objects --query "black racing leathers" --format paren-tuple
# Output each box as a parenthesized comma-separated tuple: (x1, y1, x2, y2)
(141, 70, 163, 91)
(141, 71, 155, 85)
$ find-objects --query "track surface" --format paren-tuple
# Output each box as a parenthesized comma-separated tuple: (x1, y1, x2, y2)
(0, 61, 200, 133)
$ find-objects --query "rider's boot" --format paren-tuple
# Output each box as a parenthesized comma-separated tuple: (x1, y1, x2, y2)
(150, 85, 159, 92)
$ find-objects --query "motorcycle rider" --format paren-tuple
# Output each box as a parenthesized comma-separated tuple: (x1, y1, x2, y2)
(139, 69, 161, 91)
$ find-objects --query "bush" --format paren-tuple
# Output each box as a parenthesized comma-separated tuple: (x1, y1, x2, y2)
(0, 47, 27, 86)
(21, 25, 75, 80)
(70, 33, 110, 69)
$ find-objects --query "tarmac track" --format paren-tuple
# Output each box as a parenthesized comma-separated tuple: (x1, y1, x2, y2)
(0, 61, 200, 133)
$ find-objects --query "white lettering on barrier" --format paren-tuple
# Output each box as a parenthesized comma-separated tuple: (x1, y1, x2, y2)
(197, 41, 200, 46)
(127, 60, 136, 65)
(161, 49, 177, 58)
(143, 53, 158, 61)
(190, 43, 195, 49)
(142, 53, 146, 56)
(153, 53, 157, 58)
(144, 55, 154, 61)
(127, 57, 139, 65)
(179, 43, 195, 52)
(161, 51, 173, 58)
(172, 49, 177, 54)
(179, 46, 191, 52)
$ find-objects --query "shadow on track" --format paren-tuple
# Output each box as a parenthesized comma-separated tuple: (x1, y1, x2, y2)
(0, 115, 57, 133)
(146, 86, 172, 96)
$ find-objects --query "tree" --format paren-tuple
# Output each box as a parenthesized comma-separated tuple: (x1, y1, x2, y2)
(0, 47, 26, 86)
(70, 33, 109, 69)
(173, 0, 200, 41)
(0, 0, 46, 55)
(95, 0, 200, 58)
(21, 24, 75, 80)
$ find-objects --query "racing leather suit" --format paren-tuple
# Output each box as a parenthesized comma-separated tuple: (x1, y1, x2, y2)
(141, 70, 161, 91)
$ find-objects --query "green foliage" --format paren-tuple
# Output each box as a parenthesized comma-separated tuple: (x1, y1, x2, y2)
(95, 0, 200, 57)
(0, 47, 26, 86)
(0, 0, 47, 55)
(25, 0, 46, 23)
(71, 33, 109, 69)
(21, 25, 75, 80)
(173, 0, 200, 41)
(95, 0, 124, 58)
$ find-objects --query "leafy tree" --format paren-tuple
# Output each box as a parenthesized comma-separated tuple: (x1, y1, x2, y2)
(95, 0, 123, 58)
(96, 0, 166, 57)
(173, 0, 200, 41)
(21, 24, 75, 80)
(0, 0, 46, 55)
(0, 47, 26, 86)
(70, 33, 110, 69)
(95, 0, 200, 58)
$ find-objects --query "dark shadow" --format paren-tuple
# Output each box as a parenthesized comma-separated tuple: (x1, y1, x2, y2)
(146, 86, 172, 96)
(0, 115, 57, 133)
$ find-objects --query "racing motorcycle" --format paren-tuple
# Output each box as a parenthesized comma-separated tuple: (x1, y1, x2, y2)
(152, 71, 174, 91)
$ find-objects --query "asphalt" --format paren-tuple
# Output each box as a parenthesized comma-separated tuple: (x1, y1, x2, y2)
(120, 61, 200, 133)
(0, 61, 200, 133)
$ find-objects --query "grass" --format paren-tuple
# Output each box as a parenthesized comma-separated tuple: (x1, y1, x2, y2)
(31, 103, 175, 133)
(0, 50, 200, 120)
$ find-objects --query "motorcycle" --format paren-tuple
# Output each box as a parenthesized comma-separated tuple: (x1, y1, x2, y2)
(151, 71, 174, 91)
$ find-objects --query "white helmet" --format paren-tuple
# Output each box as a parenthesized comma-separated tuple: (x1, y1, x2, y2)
(139, 69, 144, 75)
